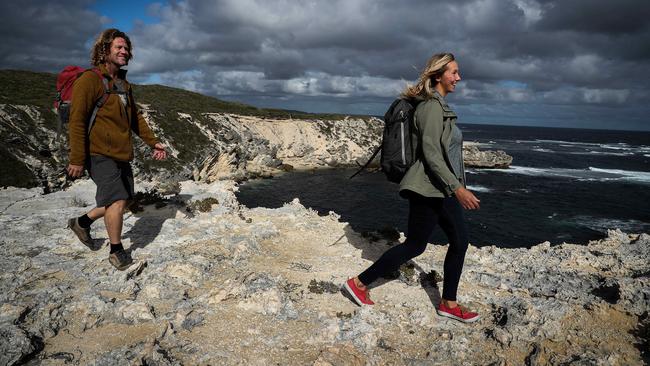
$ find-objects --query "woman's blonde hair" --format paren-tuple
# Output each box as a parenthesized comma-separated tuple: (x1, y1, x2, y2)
(90, 28, 133, 66)
(401, 53, 455, 99)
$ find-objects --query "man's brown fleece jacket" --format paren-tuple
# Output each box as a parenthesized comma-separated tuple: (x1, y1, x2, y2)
(68, 65, 158, 166)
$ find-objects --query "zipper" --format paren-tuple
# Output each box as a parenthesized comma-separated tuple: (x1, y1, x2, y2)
(461, 139, 466, 186)
(400, 121, 406, 164)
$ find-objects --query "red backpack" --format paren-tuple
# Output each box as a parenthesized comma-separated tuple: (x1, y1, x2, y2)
(53, 66, 111, 147)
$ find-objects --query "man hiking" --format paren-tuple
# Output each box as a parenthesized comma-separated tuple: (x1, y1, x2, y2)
(66, 28, 167, 270)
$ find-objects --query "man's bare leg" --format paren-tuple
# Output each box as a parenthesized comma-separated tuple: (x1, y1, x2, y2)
(104, 199, 133, 270)
(104, 199, 127, 245)
(87, 206, 106, 221)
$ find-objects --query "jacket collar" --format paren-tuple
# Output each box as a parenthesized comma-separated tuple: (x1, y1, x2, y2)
(97, 64, 128, 80)
(413, 90, 446, 103)
(431, 90, 445, 103)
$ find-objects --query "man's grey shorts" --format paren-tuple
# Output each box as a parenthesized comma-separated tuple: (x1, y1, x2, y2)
(88, 155, 134, 207)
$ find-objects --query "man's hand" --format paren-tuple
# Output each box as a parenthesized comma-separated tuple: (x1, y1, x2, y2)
(454, 187, 480, 210)
(152, 143, 168, 160)
(66, 164, 84, 178)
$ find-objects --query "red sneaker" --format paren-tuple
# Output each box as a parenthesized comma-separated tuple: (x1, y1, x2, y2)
(436, 303, 480, 323)
(343, 278, 374, 306)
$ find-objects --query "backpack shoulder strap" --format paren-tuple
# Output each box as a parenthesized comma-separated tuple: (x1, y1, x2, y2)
(85, 68, 112, 136)
(383, 98, 403, 121)
(349, 143, 381, 180)
(87, 68, 111, 103)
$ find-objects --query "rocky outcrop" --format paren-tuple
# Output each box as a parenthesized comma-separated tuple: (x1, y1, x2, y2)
(463, 144, 513, 168)
(0, 181, 647, 365)
(1, 102, 511, 190)
(234, 114, 383, 169)
(191, 113, 383, 183)
(0, 104, 63, 190)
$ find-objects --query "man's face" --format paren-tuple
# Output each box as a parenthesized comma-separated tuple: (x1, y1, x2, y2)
(107, 37, 130, 67)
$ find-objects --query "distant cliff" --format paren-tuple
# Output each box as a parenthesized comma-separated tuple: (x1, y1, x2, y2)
(0, 70, 511, 190)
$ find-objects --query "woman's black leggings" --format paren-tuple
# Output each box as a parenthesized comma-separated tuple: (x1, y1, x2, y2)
(358, 194, 469, 301)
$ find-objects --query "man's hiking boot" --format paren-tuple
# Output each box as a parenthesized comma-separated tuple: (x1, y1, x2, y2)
(436, 303, 480, 323)
(343, 278, 374, 306)
(68, 217, 95, 249)
(109, 249, 133, 271)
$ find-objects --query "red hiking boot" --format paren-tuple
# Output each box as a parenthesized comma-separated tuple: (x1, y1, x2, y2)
(343, 278, 374, 306)
(436, 302, 480, 323)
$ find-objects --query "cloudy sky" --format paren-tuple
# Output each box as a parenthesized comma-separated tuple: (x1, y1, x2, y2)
(2, 0, 649, 131)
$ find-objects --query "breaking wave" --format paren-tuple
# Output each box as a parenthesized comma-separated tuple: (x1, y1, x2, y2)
(466, 185, 491, 193)
(493, 166, 650, 184)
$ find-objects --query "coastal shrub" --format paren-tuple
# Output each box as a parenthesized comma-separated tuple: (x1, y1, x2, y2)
(69, 195, 88, 207)
(187, 197, 219, 213)
(157, 181, 182, 196)
(128, 189, 166, 213)
(336, 311, 353, 320)
(308, 280, 339, 294)
(393, 262, 421, 286)
(419, 270, 442, 288)
(361, 226, 401, 243)
(378, 226, 401, 242)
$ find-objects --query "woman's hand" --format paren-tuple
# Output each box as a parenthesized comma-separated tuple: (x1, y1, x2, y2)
(454, 187, 480, 210)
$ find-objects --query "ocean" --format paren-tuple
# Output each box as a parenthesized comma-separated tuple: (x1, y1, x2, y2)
(236, 124, 650, 248)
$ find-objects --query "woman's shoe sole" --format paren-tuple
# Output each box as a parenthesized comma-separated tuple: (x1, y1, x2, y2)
(343, 282, 365, 306)
(436, 309, 481, 323)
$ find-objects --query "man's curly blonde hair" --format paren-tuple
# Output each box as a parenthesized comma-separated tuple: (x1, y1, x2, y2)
(90, 28, 133, 66)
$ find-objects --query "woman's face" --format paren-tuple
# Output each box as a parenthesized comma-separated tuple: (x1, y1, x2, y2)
(436, 61, 461, 95)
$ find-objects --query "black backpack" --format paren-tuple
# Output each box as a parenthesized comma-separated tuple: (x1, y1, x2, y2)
(351, 98, 421, 183)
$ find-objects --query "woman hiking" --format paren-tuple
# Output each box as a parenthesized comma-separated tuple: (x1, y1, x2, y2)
(343, 53, 481, 323)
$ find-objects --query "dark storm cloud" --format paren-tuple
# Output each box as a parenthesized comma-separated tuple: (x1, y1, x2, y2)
(1, 0, 649, 129)
(0, 0, 106, 71)
(535, 0, 650, 35)
(129, 0, 478, 77)
(130, 0, 649, 90)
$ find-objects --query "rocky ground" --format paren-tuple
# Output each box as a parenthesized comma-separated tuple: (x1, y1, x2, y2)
(0, 179, 648, 365)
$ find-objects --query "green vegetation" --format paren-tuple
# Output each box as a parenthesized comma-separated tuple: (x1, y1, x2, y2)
(128, 189, 167, 213)
(0, 70, 58, 128)
(132, 83, 367, 121)
(69, 195, 89, 207)
(0, 148, 37, 188)
(187, 197, 220, 213)
(307, 279, 340, 294)
(419, 270, 443, 287)
(0, 70, 57, 107)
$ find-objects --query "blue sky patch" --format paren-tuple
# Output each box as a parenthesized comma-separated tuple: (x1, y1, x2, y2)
(91, 0, 160, 31)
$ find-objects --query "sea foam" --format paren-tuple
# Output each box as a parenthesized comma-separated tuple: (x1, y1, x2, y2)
(493, 165, 650, 184)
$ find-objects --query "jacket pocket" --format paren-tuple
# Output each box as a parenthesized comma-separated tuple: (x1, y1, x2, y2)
(105, 130, 112, 152)
(441, 104, 457, 119)
(92, 123, 112, 154)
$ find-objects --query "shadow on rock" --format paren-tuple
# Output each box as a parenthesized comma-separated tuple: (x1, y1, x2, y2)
(124, 193, 193, 252)
(341, 225, 443, 307)
(630, 312, 650, 364)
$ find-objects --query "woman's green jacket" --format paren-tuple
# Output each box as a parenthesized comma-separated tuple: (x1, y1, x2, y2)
(399, 92, 464, 198)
